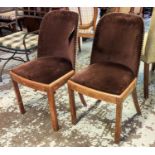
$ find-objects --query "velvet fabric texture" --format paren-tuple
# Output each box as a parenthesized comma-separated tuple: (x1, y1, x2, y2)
(71, 13, 144, 95)
(71, 62, 134, 95)
(11, 11, 78, 83)
(12, 57, 72, 84)
(38, 10, 78, 69)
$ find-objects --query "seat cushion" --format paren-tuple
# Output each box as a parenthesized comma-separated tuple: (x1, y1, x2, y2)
(12, 57, 73, 84)
(0, 31, 38, 50)
(71, 62, 135, 95)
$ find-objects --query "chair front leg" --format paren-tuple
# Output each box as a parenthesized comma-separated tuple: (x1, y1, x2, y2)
(144, 62, 149, 99)
(47, 88, 59, 131)
(68, 86, 77, 124)
(132, 88, 141, 115)
(12, 80, 25, 114)
(115, 100, 123, 144)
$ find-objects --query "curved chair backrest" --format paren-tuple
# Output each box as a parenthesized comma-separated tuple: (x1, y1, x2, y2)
(91, 13, 144, 76)
(143, 8, 155, 63)
(38, 10, 78, 69)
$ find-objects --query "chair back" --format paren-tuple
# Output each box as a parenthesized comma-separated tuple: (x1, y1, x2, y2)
(38, 10, 78, 69)
(91, 13, 144, 76)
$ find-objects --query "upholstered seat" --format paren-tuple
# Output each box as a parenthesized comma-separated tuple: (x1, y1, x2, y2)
(12, 57, 73, 84)
(71, 62, 135, 95)
(0, 31, 38, 50)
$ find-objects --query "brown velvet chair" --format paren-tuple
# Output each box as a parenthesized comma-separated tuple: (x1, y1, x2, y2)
(10, 11, 78, 131)
(68, 13, 144, 143)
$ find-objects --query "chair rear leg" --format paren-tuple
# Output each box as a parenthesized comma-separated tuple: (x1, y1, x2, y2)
(78, 93, 87, 107)
(78, 37, 81, 52)
(47, 89, 59, 131)
(115, 101, 122, 144)
(68, 86, 77, 124)
(144, 63, 149, 99)
(12, 80, 25, 114)
(132, 88, 141, 115)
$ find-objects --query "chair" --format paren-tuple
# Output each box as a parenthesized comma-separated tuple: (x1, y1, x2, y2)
(67, 13, 144, 143)
(141, 8, 155, 99)
(10, 11, 79, 131)
(69, 7, 98, 51)
(0, 7, 49, 81)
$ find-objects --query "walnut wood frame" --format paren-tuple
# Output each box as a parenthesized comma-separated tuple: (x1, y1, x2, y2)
(10, 70, 75, 131)
(67, 78, 141, 143)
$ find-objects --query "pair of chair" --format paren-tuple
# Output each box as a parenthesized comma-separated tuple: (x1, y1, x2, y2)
(10, 11, 144, 143)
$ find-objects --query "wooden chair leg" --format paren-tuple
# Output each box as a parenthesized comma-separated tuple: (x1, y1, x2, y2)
(115, 101, 122, 144)
(132, 88, 141, 115)
(144, 63, 149, 99)
(12, 80, 25, 114)
(68, 87, 77, 124)
(78, 93, 87, 107)
(78, 37, 81, 52)
(47, 89, 59, 131)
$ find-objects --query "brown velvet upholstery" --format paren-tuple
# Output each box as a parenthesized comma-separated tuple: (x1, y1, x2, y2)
(11, 10, 78, 83)
(38, 10, 78, 69)
(71, 13, 144, 95)
(91, 13, 144, 77)
(71, 62, 134, 95)
(12, 57, 72, 84)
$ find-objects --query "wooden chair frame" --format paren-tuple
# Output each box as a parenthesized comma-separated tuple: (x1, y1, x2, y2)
(10, 70, 75, 131)
(67, 78, 141, 143)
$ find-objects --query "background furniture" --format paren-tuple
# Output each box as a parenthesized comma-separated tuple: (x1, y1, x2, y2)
(115, 7, 143, 16)
(0, 7, 18, 34)
(0, 7, 49, 81)
(68, 13, 144, 143)
(69, 7, 98, 51)
(141, 8, 155, 99)
(102, 7, 143, 17)
(10, 11, 78, 131)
